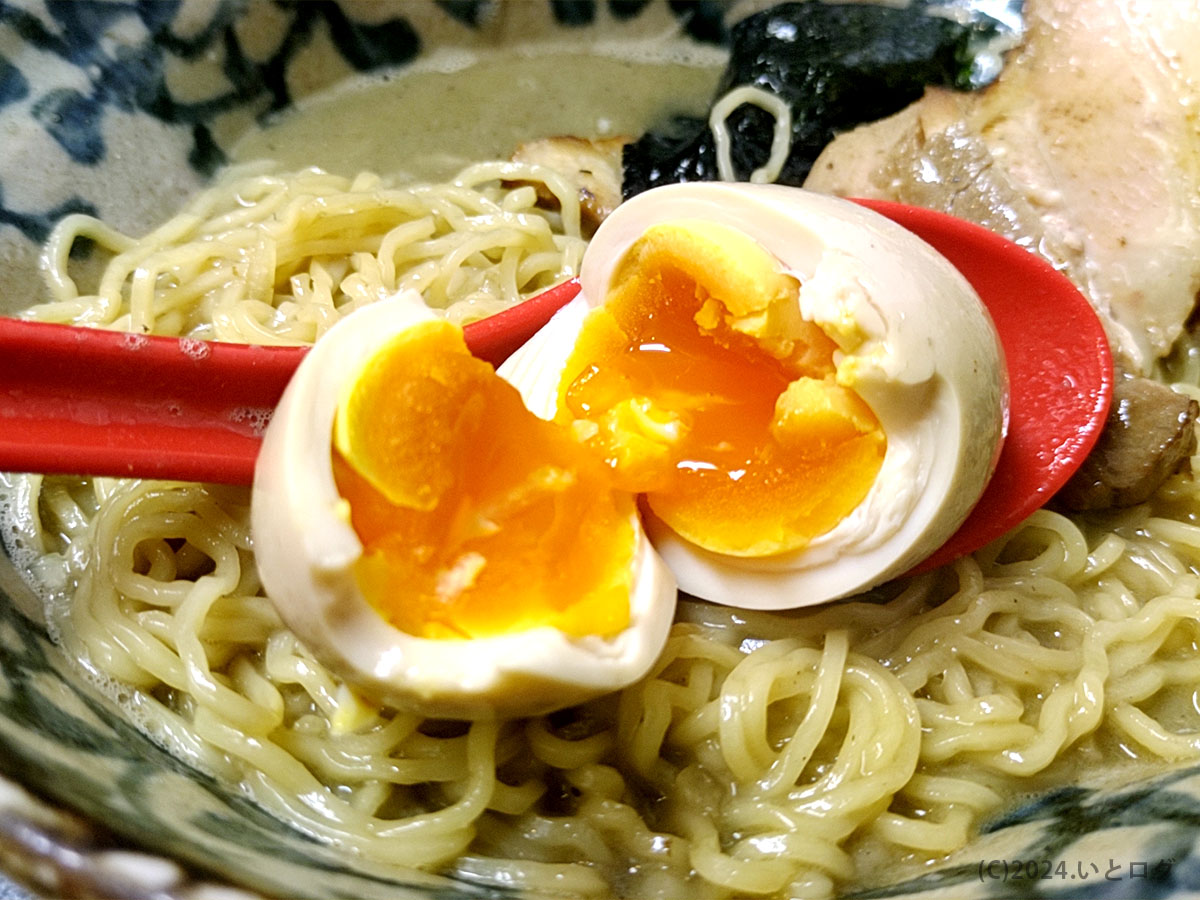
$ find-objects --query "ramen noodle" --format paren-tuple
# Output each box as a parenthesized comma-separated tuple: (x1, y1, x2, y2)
(34, 161, 587, 338)
(5, 158, 1200, 899)
(710, 85, 793, 185)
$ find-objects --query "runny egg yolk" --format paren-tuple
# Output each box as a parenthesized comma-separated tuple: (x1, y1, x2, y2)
(560, 222, 886, 557)
(331, 320, 636, 641)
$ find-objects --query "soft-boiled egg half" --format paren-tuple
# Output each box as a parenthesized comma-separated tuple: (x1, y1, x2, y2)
(500, 183, 1008, 608)
(253, 183, 1007, 718)
(251, 293, 676, 720)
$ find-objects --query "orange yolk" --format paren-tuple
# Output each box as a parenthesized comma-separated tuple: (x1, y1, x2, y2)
(332, 320, 635, 641)
(559, 223, 886, 557)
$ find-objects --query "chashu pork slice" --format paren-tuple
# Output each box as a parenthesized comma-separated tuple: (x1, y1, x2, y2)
(509, 136, 627, 237)
(804, 0, 1200, 376)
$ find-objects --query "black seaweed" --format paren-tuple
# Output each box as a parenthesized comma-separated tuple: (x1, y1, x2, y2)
(622, 2, 1013, 197)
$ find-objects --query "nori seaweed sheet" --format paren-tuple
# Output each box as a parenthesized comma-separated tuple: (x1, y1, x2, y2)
(622, 2, 1015, 197)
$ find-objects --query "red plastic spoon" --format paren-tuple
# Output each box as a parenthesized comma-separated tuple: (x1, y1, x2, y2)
(854, 200, 1113, 572)
(0, 278, 582, 485)
(0, 202, 1113, 570)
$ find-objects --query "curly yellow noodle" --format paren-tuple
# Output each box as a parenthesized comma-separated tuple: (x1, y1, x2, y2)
(26, 163, 584, 341)
(6, 160, 1200, 898)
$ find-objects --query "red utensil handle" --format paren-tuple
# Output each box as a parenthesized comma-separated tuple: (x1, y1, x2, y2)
(0, 279, 580, 484)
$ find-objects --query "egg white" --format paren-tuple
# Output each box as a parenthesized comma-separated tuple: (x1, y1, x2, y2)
(251, 291, 677, 720)
(500, 183, 1008, 608)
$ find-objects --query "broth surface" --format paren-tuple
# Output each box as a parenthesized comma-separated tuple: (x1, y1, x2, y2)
(231, 46, 725, 181)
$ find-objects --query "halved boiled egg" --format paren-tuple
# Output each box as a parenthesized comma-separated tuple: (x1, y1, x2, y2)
(500, 183, 1008, 608)
(251, 293, 676, 720)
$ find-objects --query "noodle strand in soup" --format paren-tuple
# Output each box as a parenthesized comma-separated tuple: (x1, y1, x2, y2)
(32, 163, 586, 339)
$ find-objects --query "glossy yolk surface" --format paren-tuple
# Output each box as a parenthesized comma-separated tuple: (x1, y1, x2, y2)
(332, 320, 635, 641)
(560, 222, 886, 557)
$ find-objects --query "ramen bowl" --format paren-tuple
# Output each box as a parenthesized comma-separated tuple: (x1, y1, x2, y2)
(1, 2, 1199, 899)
